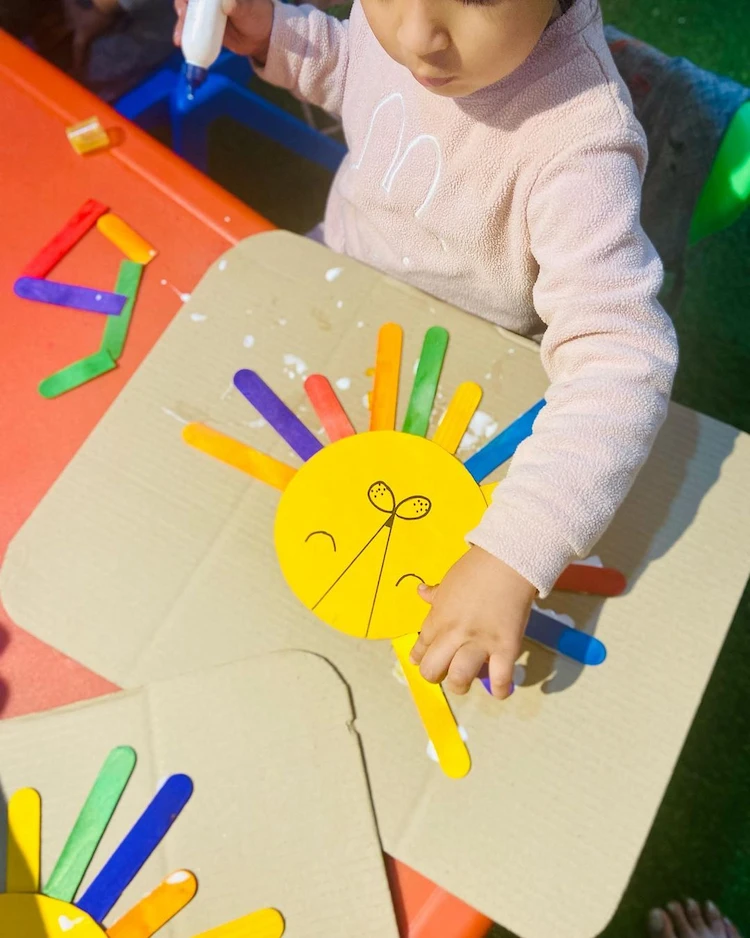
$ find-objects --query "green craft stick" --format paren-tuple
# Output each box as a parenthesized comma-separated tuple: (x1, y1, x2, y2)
(402, 326, 449, 437)
(44, 746, 137, 903)
(101, 260, 143, 360)
(38, 348, 116, 399)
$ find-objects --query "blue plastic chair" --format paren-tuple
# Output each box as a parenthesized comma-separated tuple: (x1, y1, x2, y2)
(115, 49, 346, 173)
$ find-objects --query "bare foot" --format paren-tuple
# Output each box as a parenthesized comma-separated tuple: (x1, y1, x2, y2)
(648, 901, 742, 938)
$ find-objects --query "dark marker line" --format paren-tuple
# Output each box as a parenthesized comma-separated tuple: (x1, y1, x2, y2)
(312, 518, 392, 611)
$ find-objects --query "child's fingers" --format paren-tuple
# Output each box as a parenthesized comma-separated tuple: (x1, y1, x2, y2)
(417, 582, 438, 604)
(488, 652, 515, 699)
(418, 633, 463, 685)
(445, 644, 487, 696)
(409, 631, 430, 665)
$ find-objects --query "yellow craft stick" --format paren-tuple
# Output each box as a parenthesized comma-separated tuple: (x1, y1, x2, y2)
(433, 382, 482, 455)
(7, 789, 41, 893)
(370, 323, 403, 431)
(193, 908, 285, 938)
(97, 213, 157, 264)
(183, 423, 296, 491)
(391, 634, 471, 779)
(480, 482, 498, 503)
(107, 870, 197, 938)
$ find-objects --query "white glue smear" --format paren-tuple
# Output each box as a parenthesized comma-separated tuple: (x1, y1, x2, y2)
(532, 601, 575, 629)
(166, 871, 192, 884)
(572, 555, 604, 568)
(427, 726, 468, 764)
(392, 660, 408, 686)
(243, 335, 255, 348)
(336, 300, 344, 309)
(357, 321, 365, 328)
(335, 377, 351, 390)
(218, 258, 228, 271)
(162, 408, 189, 425)
(160, 279, 192, 303)
(283, 354, 308, 379)
(458, 410, 499, 453)
(58, 916, 85, 932)
(325, 266, 343, 282)
(278, 318, 288, 326)
(224, 215, 231, 223)
(362, 394, 370, 411)
(190, 312, 206, 323)
(248, 417, 267, 429)
(220, 384, 234, 401)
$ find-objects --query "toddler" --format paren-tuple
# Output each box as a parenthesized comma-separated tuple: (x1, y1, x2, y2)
(174, 0, 678, 699)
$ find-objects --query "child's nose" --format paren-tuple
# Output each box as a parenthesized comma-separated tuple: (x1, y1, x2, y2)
(396, 6, 451, 59)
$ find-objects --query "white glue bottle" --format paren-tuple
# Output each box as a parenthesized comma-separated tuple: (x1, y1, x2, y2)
(181, 0, 228, 93)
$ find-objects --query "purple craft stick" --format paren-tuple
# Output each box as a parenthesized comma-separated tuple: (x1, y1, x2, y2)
(14, 277, 126, 315)
(234, 369, 324, 462)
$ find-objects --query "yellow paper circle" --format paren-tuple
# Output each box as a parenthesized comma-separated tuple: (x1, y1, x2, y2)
(274, 431, 487, 640)
(0, 894, 106, 938)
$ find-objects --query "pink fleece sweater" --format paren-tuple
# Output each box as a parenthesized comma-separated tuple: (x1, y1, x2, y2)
(256, 0, 679, 595)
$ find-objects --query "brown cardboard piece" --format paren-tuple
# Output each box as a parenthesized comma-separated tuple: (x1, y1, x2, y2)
(3, 231, 750, 938)
(0, 651, 399, 938)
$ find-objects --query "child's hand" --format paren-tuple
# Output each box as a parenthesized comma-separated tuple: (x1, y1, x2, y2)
(173, 0, 275, 64)
(410, 547, 536, 699)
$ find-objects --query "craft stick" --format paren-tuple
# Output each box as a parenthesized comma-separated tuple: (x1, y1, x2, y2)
(524, 609, 606, 665)
(193, 908, 285, 938)
(234, 370, 323, 462)
(464, 399, 545, 482)
(7, 789, 42, 893)
(183, 423, 296, 491)
(370, 322, 403, 431)
(391, 634, 471, 779)
(77, 774, 193, 923)
(100, 261, 144, 361)
(433, 382, 483, 454)
(45, 746, 137, 902)
(14, 277, 127, 316)
(304, 374, 355, 442)
(402, 326, 448, 437)
(21, 198, 108, 278)
(38, 348, 116, 399)
(554, 564, 627, 597)
(97, 214, 157, 264)
(107, 870, 197, 938)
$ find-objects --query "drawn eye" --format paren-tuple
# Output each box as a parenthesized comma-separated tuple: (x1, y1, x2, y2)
(305, 530, 337, 551)
(368, 481, 396, 513)
(396, 573, 425, 587)
(395, 495, 432, 520)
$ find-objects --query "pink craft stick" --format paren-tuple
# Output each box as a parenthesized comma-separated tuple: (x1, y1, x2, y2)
(304, 374, 356, 442)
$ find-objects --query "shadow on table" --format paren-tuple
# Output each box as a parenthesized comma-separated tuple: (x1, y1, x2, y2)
(520, 407, 739, 694)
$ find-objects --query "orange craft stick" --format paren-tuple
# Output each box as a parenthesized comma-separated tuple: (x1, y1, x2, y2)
(304, 375, 355, 442)
(97, 213, 157, 264)
(107, 870, 197, 938)
(369, 322, 403, 431)
(554, 564, 627, 597)
(182, 423, 296, 491)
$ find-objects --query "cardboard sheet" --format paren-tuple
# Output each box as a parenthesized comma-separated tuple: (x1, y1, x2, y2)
(3, 231, 750, 938)
(0, 651, 399, 938)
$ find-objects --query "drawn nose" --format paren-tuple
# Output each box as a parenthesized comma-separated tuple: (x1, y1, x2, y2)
(396, 495, 432, 520)
(368, 481, 396, 513)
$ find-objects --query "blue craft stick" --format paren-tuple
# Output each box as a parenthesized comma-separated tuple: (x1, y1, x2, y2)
(14, 277, 127, 315)
(464, 399, 545, 482)
(77, 774, 193, 923)
(234, 369, 323, 462)
(524, 609, 607, 665)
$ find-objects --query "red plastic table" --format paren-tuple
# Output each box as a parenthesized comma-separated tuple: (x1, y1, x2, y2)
(0, 31, 492, 938)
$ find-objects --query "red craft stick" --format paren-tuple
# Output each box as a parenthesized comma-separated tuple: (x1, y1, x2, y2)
(554, 564, 627, 597)
(304, 374, 356, 442)
(21, 199, 109, 278)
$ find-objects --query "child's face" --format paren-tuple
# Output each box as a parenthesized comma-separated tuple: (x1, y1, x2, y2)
(360, 0, 557, 98)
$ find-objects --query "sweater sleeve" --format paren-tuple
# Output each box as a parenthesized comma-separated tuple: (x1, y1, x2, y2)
(467, 134, 678, 596)
(253, 1, 350, 117)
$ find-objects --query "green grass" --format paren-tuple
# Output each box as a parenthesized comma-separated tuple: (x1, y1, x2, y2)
(200, 2, 750, 933)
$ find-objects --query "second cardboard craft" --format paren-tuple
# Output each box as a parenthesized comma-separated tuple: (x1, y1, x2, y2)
(0, 651, 399, 938)
(3, 232, 750, 938)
